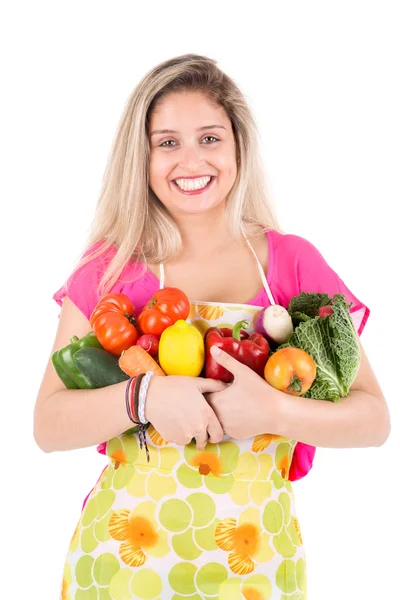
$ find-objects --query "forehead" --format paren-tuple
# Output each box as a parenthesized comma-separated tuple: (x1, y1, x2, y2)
(149, 91, 229, 131)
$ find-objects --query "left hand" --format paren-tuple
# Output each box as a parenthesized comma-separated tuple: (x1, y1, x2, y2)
(205, 346, 279, 440)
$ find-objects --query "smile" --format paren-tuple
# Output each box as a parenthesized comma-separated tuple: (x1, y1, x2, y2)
(172, 176, 216, 195)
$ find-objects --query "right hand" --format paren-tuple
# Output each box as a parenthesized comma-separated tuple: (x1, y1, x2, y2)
(145, 375, 228, 450)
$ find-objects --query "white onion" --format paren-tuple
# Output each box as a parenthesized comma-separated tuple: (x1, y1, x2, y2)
(254, 305, 293, 345)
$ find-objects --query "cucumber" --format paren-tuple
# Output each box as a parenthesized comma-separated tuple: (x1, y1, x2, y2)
(73, 347, 130, 388)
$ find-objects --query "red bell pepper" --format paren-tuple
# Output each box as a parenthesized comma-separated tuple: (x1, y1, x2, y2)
(204, 319, 270, 383)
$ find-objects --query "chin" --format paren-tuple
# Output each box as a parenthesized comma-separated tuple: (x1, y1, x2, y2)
(175, 201, 225, 216)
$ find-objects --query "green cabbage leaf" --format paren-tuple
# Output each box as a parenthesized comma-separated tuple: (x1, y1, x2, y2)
(278, 293, 361, 402)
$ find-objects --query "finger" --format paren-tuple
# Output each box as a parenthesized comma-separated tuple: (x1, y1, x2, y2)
(206, 394, 222, 423)
(206, 411, 224, 444)
(197, 377, 229, 394)
(209, 346, 246, 378)
(205, 392, 216, 410)
(195, 430, 209, 451)
(181, 435, 194, 446)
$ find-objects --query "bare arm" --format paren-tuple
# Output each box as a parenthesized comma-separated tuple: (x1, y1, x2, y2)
(33, 297, 134, 452)
(273, 341, 391, 448)
(206, 340, 391, 448)
(34, 297, 226, 453)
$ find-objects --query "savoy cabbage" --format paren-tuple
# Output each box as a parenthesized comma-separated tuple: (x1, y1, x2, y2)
(278, 293, 361, 402)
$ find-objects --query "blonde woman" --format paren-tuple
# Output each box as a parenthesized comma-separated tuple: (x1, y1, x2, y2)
(34, 54, 389, 599)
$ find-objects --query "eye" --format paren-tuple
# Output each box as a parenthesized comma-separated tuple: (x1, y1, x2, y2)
(202, 136, 219, 144)
(159, 136, 220, 148)
(159, 140, 176, 147)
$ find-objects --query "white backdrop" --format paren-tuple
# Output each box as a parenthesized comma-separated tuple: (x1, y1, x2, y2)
(2, 2, 399, 599)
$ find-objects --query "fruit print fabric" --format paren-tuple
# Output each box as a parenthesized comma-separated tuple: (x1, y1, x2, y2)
(60, 301, 307, 599)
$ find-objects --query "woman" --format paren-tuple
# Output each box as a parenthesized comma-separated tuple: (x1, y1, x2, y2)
(34, 53, 390, 599)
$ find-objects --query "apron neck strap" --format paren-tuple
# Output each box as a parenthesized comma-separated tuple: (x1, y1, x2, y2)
(159, 225, 275, 305)
(242, 232, 275, 305)
(159, 262, 165, 289)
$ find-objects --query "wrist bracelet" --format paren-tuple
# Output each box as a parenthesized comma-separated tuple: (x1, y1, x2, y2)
(129, 376, 140, 422)
(125, 376, 140, 425)
(138, 371, 153, 424)
(125, 372, 150, 463)
(134, 373, 145, 423)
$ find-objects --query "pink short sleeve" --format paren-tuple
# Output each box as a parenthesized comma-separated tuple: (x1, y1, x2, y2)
(287, 234, 370, 481)
(294, 235, 370, 336)
(52, 242, 113, 321)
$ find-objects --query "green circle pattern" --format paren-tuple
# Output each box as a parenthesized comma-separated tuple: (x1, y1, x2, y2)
(276, 558, 306, 596)
(63, 412, 303, 599)
(75, 552, 121, 599)
(159, 493, 219, 560)
(262, 492, 302, 559)
(78, 489, 116, 554)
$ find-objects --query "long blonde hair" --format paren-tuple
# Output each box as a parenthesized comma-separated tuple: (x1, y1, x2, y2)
(74, 53, 282, 296)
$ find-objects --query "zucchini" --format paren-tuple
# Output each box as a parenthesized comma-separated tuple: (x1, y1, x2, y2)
(73, 347, 130, 388)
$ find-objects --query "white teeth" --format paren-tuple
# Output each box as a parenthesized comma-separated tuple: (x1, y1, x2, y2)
(174, 176, 212, 191)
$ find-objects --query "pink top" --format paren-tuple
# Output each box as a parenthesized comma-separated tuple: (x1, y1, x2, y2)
(53, 229, 370, 483)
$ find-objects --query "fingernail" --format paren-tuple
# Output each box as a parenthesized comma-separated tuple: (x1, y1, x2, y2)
(211, 346, 221, 356)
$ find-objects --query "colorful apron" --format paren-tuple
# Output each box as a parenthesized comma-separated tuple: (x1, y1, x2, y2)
(61, 235, 307, 600)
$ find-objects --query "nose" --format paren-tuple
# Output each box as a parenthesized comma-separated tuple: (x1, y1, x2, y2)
(178, 144, 207, 172)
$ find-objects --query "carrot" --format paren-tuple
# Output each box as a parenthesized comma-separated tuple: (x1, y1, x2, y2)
(118, 345, 166, 377)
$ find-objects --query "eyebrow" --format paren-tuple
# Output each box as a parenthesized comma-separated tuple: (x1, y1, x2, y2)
(150, 124, 226, 137)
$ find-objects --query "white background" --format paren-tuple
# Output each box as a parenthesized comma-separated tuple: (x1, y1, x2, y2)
(2, 2, 399, 599)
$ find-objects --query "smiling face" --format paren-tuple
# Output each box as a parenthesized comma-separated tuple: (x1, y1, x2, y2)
(148, 91, 238, 218)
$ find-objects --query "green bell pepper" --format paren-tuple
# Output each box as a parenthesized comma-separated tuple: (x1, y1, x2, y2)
(51, 332, 103, 389)
(51, 332, 142, 437)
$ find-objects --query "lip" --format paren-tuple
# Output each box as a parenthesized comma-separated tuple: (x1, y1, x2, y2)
(172, 175, 215, 181)
(172, 175, 216, 196)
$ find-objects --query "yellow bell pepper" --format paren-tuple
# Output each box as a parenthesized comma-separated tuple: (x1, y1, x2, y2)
(158, 319, 205, 376)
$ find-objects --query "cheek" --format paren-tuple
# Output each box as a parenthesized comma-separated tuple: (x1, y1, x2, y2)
(224, 162, 237, 183)
(149, 155, 169, 183)
(217, 150, 237, 179)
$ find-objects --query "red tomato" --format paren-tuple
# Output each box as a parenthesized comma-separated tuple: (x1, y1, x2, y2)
(264, 347, 316, 396)
(90, 293, 140, 356)
(137, 287, 190, 337)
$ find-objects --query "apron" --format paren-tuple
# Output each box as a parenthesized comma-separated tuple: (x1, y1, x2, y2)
(61, 234, 307, 600)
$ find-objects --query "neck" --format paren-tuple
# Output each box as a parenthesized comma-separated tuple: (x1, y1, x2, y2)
(173, 207, 243, 259)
